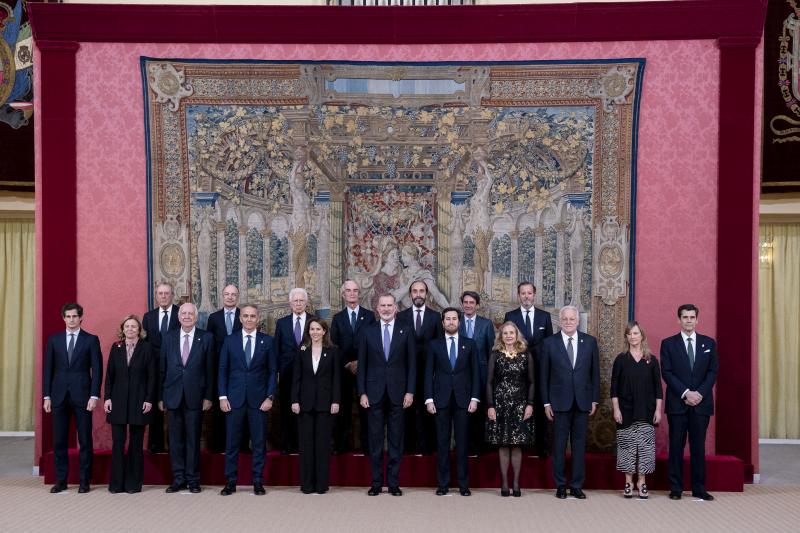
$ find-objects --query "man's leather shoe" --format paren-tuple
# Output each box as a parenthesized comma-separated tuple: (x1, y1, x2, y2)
(188, 484, 201, 493)
(388, 486, 403, 496)
(126, 489, 141, 494)
(78, 484, 90, 494)
(166, 482, 187, 493)
(367, 485, 381, 496)
(669, 491, 682, 500)
(460, 488, 471, 496)
(254, 483, 266, 495)
(50, 481, 67, 493)
(555, 486, 567, 499)
(220, 482, 236, 496)
(569, 488, 586, 499)
(692, 492, 714, 501)
(436, 487, 448, 496)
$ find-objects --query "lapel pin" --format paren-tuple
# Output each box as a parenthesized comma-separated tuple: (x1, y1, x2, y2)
(360, 316, 364, 320)
(399, 329, 403, 335)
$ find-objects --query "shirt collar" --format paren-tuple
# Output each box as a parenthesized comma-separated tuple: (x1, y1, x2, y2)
(520, 305, 534, 315)
(295, 312, 306, 321)
(413, 305, 427, 314)
(66, 328, 81, 336)
(181, 327, 196, 338)
(446, 332, 459, 344)
(242, 328, 257, 337)
(347, 305, 360, 315)
(382, 319, 395, 328)
(681, 331, 696, 342)
(560, 330, 576, 342)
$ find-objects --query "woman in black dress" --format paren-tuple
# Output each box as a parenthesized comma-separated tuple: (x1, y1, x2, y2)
(610, 320, 662, 499)
(291, 317, 341, 494)
(486, 321, 534, 497)
(103, 314, 157, 493)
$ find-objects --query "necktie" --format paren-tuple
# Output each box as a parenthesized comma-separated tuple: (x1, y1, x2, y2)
(126, 343, 135, 365)
(524, 310, 531, 337)
(449, 336, 457, 369)
(415, 309, 422, 335)
(160, 309, 169, 335)
(226, 311, 233, 335)
(687, 337, 695, 369)
(245, 335, 252, 367)
(383, 323, 391, 361)
(567, 336, 575, 368)
(182, 334, 190, 366)
(351, 310, 357, 331)
(294, 316, 302, 345)
(466, 318, 474, 339)
(67, 333, 75, 365)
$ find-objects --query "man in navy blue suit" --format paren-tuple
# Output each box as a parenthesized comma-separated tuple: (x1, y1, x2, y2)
(218, 304, 276, 496)
(540, 305, 599, 499)
(160, 302, 215, 494)
(459, 290, 494, 454)
(43, 302, 102, 493)
(425, 307, 480, 496)
(504, 281, 553, 457)
(330, 279, 376, 454)
(660, 304, 719, 501)
(358, 294, 416, 496)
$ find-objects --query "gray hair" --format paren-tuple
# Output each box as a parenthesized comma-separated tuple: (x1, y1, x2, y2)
(289, 287, 309, 301)
(559, 305, 579, 319)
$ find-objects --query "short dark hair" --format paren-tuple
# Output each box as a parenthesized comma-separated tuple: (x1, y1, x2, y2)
(517, 281, 536, 294)
(409, 279, 429, 294)
(61, 302, 83, 317)
(441, 307, 461, 322)
(460, 290, 481, 305)
(677, 304, 699, 318)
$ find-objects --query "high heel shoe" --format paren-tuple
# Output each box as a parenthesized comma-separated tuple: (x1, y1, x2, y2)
(512, 489, 521, 497)
(500, 488, 510, 497)
(623, 482, 633, 499)
(638, 483, 649, 499)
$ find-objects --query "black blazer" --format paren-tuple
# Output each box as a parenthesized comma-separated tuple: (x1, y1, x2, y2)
(142, 304, 180, 352)
(424, 336, 480, 410)
(218, 330, 277, 409)
(103, 340, 157, 425)
(43, 330, 103, 407)
(539, 332, 600, 412)
(458, 314, 495, 385)
(291, 345, 342, 412)
(160, 328, 216, 410)
(330, 306, 376, 363)
(660, 333, 718, 416)
(274, 313, 317, 373)
(357, 321, 416, 406)
(504, 306, 553, 348)
(206, 307, 242, 355)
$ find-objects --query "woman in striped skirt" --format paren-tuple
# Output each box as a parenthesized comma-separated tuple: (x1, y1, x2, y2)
(610, 321, 663, 499)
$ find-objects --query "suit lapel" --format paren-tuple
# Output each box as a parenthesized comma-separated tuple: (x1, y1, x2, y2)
(556, 335, 571, 369)
(69, 331, 85, 367)
(388, 324, 404, 361)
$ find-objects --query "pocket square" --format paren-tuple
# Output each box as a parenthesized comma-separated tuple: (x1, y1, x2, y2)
(704, 349, 710, 353)
(539, 327, 545, 330)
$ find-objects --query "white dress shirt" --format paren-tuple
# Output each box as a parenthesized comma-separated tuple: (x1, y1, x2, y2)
(561, 330, 577, 369)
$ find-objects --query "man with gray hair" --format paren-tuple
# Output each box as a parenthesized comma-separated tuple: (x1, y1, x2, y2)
(539, 305, 600, 500)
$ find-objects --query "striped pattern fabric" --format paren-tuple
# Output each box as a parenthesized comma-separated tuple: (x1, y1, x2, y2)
(616, 422, 656, 474)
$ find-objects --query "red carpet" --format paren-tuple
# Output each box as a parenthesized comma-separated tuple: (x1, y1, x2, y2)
(41, 451, 744, 491)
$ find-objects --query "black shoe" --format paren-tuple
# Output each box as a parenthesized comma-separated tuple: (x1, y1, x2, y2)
(367, 486, 381, 496)
(220, 482, 236, 496)
(513, 489, 522, 497)
(692, 491, 714, 501)
(316, 488, 328, 494)
(188, 484, 201, 493)
(108, 487, 121, 494)
(669, 490, 682, 500)
(126, 488, 141, 494)
(501, 488, 510, 497)
(254, 483, 266, 495)
(436, 487, 448, 496)
(78, 483, 90, 494)
(50, 481, 67, 493)
(460, 488, 471, 496)
(555, 486, 567, 499)
(166, 482, 187, 493)
(388, 486, 403, 496)
(569, 488, 586, 499)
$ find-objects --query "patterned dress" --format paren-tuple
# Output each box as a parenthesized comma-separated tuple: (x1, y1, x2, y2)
(485, 350, 535, 447)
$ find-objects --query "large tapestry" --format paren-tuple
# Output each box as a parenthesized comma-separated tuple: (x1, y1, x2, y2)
(143, 59, 644, 450)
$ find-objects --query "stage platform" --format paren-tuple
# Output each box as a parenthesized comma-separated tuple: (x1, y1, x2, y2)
(41, 450, 745, 491)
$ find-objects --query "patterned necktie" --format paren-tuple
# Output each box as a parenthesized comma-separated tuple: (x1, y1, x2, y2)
(687, 337, 695, 369)
(160, 309, 169, 335)
(449, 336, 457, 369)
(466, 318, 474, 339)
(245, 335, 252, 367)
(67, 333, 75, 365)
(383, 323, 391, 361)
(294, 316, 302, 345)
(524, 310, 531, 337)
(226, 311, 233, 335)
(126, 343, 135, 365)
(182, 334, 190, 366)
(415, 309, 422, 335)
(351, 310, 357, 331)
(567, 336, 575, 368)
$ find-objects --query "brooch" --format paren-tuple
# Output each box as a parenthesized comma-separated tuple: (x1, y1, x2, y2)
(300, 345, 307, 351)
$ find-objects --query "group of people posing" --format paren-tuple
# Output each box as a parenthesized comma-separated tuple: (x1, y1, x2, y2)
(42, 279, 718, 502)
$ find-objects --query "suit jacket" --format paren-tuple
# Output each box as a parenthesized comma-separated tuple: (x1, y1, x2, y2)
(330, 306, 376, 363)
(424, 336, 480, 410)
(103, 340, 157, 425)
(659, 333, 718, 416)
(161, 328, 215, 410)
(291, 345, 342, 412)
(142, 304, 180, 352)
(218, 330, 276, 410)
(43, 330, 103, 407)
(504, 306, 553, 349)
(357, 321, 416, 406)
(397, 306, 442, 371)
(206, 307, 242, 354)
(274, 313, 317, 373)
(458, 314, 494, 385)
(539, 332, 600, 412)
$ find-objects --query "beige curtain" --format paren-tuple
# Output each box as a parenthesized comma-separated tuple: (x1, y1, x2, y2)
(0, 219, 36, 431)
(759, 223, 800, 439)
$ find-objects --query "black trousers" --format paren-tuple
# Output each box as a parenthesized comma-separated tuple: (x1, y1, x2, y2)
(147, 407, 167, 452)
(166, 403, 203, 485)
(279, 366, 298, 453)
(552, 403, 588, 489)
(298, 410, 333, 492)
(52, 393, 93, 484)
(225, 406, 267, 483)
(334, 370, 356, 453)
(435, 400, 470, 489)
(405, 370, 435, 454)
(367, 396, 404, 488)
(110, 424, 145, 492)
(667, 410, 710, 494)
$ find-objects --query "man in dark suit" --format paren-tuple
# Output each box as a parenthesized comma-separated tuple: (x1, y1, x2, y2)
(160, 302, 215, 494)
(540, 305, 600, 499)
(273, 287, 315, 454)
(358, 294, 416, 496)
(218, 304, 276, 496)
(504, 281, 553, 457)
(43, 302, 102, 493)
(660, 303, 719, 501)
(205, 284, 242, 453)
(330, 279, 376, 454)
(459, 290, 494, 454)
(141, 282, 180, 453)
(397, 279, 442, 455)
(425, 308, 480, 496)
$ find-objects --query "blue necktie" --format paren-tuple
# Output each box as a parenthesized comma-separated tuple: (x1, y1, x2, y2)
(294, 316, 302, 346)
(466, 318, 474, 339)
(245, 335, 252, 367)
(449, 336, 457, 369)
(160, 309, 169, 335)
(383, 323, 391, 361)
(351, 310, 357, 331)
(226, 311, 233, 335)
